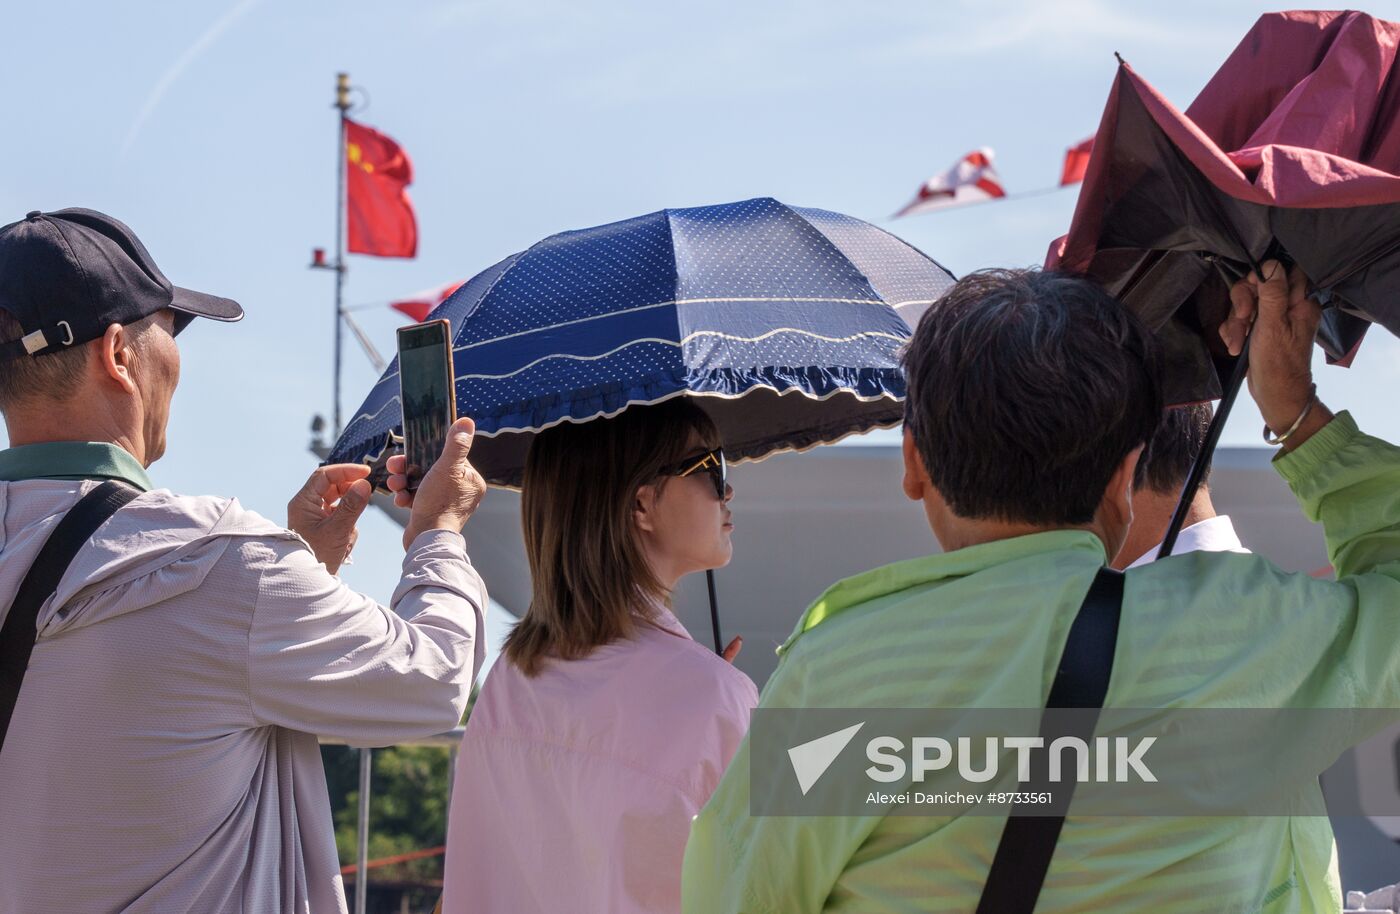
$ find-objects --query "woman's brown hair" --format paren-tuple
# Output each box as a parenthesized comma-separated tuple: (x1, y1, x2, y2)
(503, 398, 721, 677)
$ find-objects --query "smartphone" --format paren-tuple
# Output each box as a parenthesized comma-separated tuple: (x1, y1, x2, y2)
(397, 319, 456, 491)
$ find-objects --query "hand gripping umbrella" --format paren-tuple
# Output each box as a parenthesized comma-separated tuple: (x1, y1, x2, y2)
(1048, 10, 1400, 557)
(330, 196, 956, 651)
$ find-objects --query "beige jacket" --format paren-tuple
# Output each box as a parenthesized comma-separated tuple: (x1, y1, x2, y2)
(0, 479, 486, 913)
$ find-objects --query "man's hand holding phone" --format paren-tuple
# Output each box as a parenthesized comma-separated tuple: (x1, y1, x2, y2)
(388, 416, 488, 549)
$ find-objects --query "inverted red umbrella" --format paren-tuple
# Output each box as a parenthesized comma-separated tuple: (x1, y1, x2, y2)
(1047, 9, 1400, 555)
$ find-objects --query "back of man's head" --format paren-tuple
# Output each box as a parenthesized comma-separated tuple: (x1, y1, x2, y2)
(1135, 403, 1213, 495)
(0, 309, 91, 413)
(0, 308, 176, 415)
(901, 268, 1162, 525)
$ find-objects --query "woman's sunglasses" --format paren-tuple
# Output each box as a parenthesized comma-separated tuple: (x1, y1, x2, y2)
(662, 447, 728, 499)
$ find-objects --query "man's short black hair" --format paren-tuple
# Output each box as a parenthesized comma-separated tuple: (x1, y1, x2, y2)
(1136, 403, 1213, 494)
(901, 268, 1163, 525)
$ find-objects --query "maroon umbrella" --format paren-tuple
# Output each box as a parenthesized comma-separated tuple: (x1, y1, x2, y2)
(1047, 10, 1400, 555)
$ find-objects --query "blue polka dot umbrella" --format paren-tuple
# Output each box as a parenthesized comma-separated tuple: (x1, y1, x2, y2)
(329, 197, 955, 490)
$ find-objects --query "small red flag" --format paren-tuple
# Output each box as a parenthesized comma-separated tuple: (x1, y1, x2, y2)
(345, 118, 417, 258)
(1059, 137, 1094, 186)
(390, 280, 464, 322)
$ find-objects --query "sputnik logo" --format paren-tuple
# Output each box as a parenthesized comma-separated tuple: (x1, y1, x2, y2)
(788, 723, 865, 795)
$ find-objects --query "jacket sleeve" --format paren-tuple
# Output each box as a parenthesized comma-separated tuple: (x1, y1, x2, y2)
(1273, 411, 1400, 710)
(244, 529, 487, 745)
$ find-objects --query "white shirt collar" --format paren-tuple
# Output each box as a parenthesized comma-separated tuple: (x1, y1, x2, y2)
(1126, 514, 1249, 569)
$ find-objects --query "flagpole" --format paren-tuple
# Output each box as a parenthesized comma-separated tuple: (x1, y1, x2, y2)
(325, 72, 373, 914)
(334, 72, 350, 437)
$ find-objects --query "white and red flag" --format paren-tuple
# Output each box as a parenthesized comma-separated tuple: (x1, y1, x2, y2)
(894, 148, 1006, 218)
(1060, 136, 1094, 186)
(389, 280, 465, 322)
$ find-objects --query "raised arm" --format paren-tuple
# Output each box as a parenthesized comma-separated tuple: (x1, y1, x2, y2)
(251, 417, 490, 744)
(1228, 263, 1400, 708)
(245, 529, 486, 745)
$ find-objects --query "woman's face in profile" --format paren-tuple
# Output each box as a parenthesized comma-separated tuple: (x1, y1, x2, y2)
(637, 430, 734, 587)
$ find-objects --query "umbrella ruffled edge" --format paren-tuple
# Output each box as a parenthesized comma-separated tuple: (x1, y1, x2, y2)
(471, 364, 902, 438)
(328, 365, 908, 488)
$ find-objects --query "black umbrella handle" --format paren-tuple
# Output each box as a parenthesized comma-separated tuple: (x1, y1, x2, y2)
(706, 569, 723, 654)
(1157, 332, 1251, 559)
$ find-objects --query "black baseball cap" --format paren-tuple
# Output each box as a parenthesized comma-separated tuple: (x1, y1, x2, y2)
(0, 207, 242, 361)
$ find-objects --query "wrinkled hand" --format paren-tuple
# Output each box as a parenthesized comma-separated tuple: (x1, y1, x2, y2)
(387, 417, 487, 549)
(1221, 259, 1333, 450)
(721, 636, 743, 664)
(288, 464, 372, 574)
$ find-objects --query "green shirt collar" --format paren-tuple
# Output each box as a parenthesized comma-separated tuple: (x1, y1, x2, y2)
(0, 441, 153, 492)
(779, 528, 1107, 654)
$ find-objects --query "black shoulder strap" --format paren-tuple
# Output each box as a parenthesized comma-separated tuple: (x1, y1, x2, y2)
(975, 566, 1125, 914)
(0, 480, 139, 754)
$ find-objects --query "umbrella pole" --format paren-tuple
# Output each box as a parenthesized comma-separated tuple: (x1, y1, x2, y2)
(1156, 334, 1251, 559)
(706, 569, 723, 654)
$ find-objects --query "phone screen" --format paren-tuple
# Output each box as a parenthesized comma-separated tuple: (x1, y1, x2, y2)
(397, 320, 455, 490)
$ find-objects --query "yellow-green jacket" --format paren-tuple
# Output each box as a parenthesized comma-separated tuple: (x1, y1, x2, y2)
(683, 413, 1396, 914)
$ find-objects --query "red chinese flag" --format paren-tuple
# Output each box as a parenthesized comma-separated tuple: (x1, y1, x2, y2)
(1059, 136, 1094, 186)
(345, 118, 417, 258)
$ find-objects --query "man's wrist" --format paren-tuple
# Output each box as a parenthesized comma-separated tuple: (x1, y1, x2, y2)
(1259, 379, 1317, 434)
(1265, 375, 1316, 436)
(403, 518, 466, 549)
(1276, 402, 1334, 453)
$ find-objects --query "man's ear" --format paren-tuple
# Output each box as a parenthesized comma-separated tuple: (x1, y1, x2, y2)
(902, 430, 928, 502)
(98, 323, 138, 394)
(1103, 444, 1144, 531)
(634, 482, 658, 533)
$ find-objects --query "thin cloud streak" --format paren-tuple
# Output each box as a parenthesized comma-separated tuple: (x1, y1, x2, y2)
(120, 0, 263, 155)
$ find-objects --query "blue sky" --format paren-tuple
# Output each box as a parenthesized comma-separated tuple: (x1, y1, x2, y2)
(5, 1, 1398, 609)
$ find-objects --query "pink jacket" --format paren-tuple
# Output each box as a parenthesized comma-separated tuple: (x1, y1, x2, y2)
(442, 605, 757, 913)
